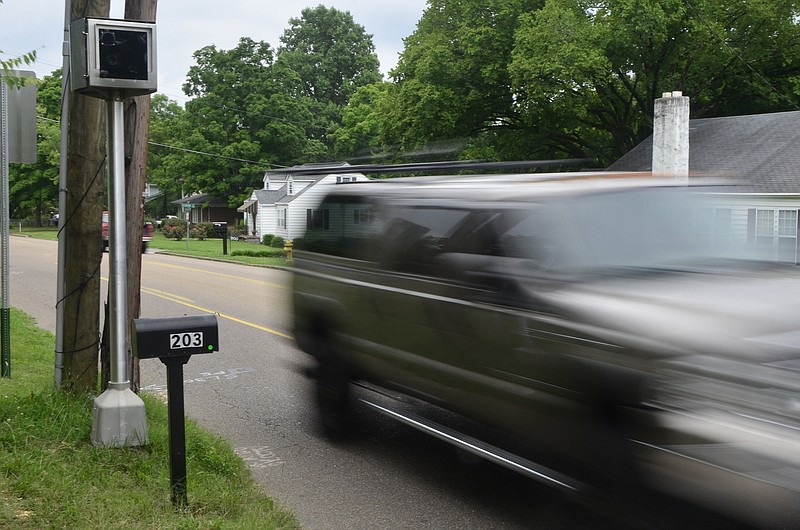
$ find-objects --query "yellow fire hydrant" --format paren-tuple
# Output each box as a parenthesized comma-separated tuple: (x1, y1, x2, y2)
(284, 239, 293, 261)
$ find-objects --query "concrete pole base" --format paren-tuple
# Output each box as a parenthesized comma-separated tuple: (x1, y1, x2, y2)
(91, 382, 149, 447)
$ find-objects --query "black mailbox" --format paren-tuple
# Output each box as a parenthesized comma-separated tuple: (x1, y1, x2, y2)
(131, 314, 218, 359)
(131, 314, 219, 507)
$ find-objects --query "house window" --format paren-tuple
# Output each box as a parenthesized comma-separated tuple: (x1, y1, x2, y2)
(779, 210, 798, 262)
(287, 178, 294, 196)
(353, 209, 373, 224)
(277, 208, 287, 228)
(307, 208, 330, 230)
(749, 208, 798, 263)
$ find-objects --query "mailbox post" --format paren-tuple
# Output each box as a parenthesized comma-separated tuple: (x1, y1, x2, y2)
(131, 314, 218, 507)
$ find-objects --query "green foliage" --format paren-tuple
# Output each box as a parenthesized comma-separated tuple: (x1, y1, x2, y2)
(162, 223, 186, 240)
(261, 233, 276, 246)
(149, 8, 382, 207)
(0, 36, 37, 88)
(278, 6, 382, 105)
(377, 0, 545, 161)
(269, 236, 285, 248)
(230, 247, 285, 258)
(357, 0, 800, 166)
(191, 222, 214, 240)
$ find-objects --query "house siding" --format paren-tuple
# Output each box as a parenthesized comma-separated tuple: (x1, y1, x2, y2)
(710, 194, 800, 264)
(243, 169, 368, 242)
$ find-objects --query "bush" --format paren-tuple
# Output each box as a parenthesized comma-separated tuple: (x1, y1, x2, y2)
(270, 236, 285, 248)
(230, 248, 285, 258)
(261, 233, 275, 246)
(162, 218, 183, 230)
(192, 222, 214, 240)
(162, 224, 185, 240)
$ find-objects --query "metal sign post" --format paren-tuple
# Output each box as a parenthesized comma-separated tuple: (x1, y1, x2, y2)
(90, 90, 149, 447)
(182, 203, 194, 251)
(1, 80, 9, 379)
(0, 71, 36, 379)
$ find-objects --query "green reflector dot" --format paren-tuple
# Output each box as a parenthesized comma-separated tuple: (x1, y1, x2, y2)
(208, 344, 214, 351)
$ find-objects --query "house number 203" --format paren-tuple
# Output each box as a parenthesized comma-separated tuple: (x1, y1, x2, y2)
(170, 331, 204, 349)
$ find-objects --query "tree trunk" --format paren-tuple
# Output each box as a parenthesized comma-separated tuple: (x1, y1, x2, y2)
(61, 0, 110, 393)
(124, 0, 158, 392)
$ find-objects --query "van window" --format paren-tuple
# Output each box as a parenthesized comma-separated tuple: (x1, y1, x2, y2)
(372, 207, 471, 274)
(300, 195, 380, 259)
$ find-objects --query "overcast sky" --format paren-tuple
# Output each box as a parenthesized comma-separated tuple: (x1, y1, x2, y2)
(1, 0, 428, 103)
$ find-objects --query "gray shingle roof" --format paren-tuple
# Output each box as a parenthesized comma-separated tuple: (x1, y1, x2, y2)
(608, 111, 800, 193)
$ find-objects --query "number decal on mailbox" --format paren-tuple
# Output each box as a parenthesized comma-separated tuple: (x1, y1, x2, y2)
(170, 332, 204, 349)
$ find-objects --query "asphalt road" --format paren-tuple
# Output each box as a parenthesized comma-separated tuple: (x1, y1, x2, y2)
(6, 236, 654, 529)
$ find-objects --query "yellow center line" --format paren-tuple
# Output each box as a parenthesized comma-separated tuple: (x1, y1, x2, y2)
(146, 261, 287, 289)
(100, 277, 293, 340)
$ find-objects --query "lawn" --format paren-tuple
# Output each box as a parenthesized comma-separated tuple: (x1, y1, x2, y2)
(0, 308, 299, 529)
(12, 227, 293, 268)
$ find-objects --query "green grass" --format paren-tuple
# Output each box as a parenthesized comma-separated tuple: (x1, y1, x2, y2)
(12, 228, 293, 268)
(0, 308, 300, 529)
(9, 226, 59, 241)
(149, 233, 291, 267)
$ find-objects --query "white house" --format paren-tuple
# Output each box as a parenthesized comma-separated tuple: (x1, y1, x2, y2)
(609, 105, 800, 265)
(238, 163, 369, 242)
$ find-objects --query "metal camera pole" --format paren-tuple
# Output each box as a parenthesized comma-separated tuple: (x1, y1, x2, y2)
(90, 90, 148, 447)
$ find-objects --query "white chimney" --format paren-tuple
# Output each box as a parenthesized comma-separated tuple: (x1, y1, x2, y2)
(652, 91, 689, 184)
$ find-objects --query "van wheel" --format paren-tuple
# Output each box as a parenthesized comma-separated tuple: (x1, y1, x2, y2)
(315, 359, 351, 438)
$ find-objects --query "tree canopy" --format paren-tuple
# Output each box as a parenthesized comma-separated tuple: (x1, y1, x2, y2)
(149, 7, 382, 207)
(363, 0, 800, 166)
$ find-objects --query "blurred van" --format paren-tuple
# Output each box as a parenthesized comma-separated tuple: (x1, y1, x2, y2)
(292, 172, 800, 528)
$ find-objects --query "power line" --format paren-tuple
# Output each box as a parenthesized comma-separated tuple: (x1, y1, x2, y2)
(148, 141, 282, 168)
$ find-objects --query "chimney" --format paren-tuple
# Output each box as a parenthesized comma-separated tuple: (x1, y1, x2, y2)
(652, 91, 690, 184)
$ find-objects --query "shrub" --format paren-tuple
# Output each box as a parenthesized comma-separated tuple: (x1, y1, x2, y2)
(192, 227, 205, 240)
(261, 234, 275, 246)
(270, 236, 285, 248)
(162, 218, 183, 231)
(162, 224, 185, 240)
(230, 248, 285, 258)
(192, 222, 214, 240)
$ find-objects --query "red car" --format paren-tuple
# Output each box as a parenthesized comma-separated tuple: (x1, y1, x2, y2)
(102, 211, 154, 253)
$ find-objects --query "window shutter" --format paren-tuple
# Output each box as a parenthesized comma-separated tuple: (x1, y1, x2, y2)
(747, 209, 755, 245)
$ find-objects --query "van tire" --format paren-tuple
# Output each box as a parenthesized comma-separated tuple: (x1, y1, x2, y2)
(315, 359, 351, 438)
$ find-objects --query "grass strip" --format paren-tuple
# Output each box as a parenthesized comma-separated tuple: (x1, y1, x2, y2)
(0, 308, 299, 529)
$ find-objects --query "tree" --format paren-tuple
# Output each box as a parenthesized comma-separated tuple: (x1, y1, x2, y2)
(510, 0, 800, 163)
(121, 0, 157, 392)
(165, 37, 313, 206)
(330, 82, 393, 161)
(276, 5, 382, 153)
(376, 0, 545, 161)
(370, 0, 800, 166)
(146, 93, 186, 215)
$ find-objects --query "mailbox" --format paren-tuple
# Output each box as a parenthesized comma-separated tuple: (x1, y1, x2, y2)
(131, 314, 218, 360)
(131, 314, 219, 507)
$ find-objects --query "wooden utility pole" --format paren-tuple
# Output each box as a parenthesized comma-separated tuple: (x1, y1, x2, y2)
(61, 0, 110, 393)
(123, 0, 157, 392)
